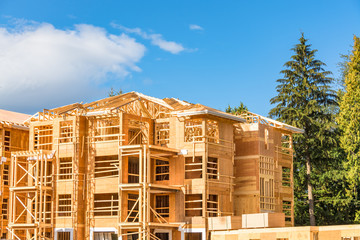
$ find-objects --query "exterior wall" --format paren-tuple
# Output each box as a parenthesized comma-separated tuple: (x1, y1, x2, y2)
(233, 123, 294, 226)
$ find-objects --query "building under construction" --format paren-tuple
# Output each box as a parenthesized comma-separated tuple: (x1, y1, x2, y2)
(3, 92, 357, 240)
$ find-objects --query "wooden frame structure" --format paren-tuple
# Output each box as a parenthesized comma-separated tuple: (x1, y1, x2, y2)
(0, 111, 30, 239)
(8, 150, 54, 240)
(4, 92, 302, 240)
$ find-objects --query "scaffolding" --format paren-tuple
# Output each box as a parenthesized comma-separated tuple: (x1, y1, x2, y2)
(8, 150, 54, 240)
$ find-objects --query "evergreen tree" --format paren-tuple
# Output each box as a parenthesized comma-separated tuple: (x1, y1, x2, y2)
(338, 36, 360, 221)
(269, 33, 337, 226)
(225, 102, 248, 115)
(108, 87, 123, 97)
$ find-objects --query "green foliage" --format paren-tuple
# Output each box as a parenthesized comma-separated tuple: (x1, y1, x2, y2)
(269, 33, 338, 226)
(108, 87, 123, 97)
(225, 102, 248, 115)
(338, 36, 360, 218)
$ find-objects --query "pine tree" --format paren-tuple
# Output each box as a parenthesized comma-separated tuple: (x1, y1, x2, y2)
(225, 102, 248, 115)
(269, 33, 337, 226)
(108, 87, 123, 97)
(338, 36, 360, 221)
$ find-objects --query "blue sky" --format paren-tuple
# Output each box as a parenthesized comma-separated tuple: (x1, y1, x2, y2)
(0, 0, 359, 115)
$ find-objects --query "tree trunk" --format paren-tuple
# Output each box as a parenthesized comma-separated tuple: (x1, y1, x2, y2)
(306, 155, 316, 226)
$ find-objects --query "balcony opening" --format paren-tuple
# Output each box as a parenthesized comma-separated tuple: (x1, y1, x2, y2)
(127, 194, 139, 222)
(155, 232, 169, 240)
(155, 159, 169, 181)
(155, 195, 169, 218)
(128, 157, 139, 183)
(185, 157, 202, 179)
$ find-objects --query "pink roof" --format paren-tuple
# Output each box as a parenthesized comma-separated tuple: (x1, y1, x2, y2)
(0, 109, 31, 124)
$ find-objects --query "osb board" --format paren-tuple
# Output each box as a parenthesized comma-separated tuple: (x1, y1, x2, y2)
(93, 217, 118, 228)
(56, 181, 74, 194)
(54, 217, 72, 227)
(93, 142, 119, 156)
(233, 195, 259, 215)
(94, 177, 118, 193)
(208, 216, 242, 231)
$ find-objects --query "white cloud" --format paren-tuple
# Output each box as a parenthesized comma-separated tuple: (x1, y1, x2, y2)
(0, 22, 146, 113)
(189, 24, 203, 31)
(112, 24, 185, 54)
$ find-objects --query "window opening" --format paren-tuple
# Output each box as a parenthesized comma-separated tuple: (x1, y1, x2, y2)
(57, 232, 71, 240)
(34, 125, 53, 150)
(59, 157, 72, 180)
(281, 134, 292, 154)
(3, 164, 9, 185)
(93, 117, 120, 142)
(59, 121, 73, 143)
(185, 157, 202, 179)
(185, 233, 202, 240)
(2, 198, 8, 220)
(282, 167, 291, 187)
(206, 120, 219, 143)
(58, 194, 71, 217)
(282, 200, 292, 222)
(94, 232, 118, 240)
(4, 130, 10, 151)
(94, 193, 118, 216)
(95, 155, 118, 178)
(155, 159, 169, 181)
(207, 194, 218, 217)
(265, 129, 269, 150)
(128, 120, 148, 145)
(185, 194, 202, 217)
(184, 119, 203, 142)
(155, 122, 170, 146)
(207, 157, 218, 179)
